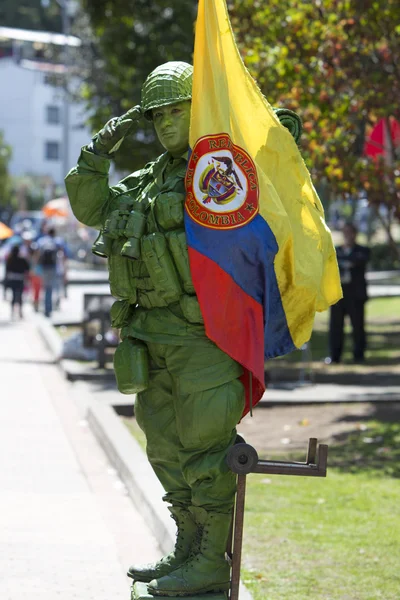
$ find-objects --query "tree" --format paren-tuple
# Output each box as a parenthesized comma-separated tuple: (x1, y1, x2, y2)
(0, 0, 62, 33)
(228, 0, 400, 252)
(0, 132, 12, 207)
(74, 0, 196, 172)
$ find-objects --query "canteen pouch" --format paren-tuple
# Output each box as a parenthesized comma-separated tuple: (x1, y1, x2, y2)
(141, 233, 182, 304)
(113, 338, 149, 394)
(92, 230, 113, 258)
(154, 191, 185, 230)
(179, 294, 204, 324)
(110, 299, 132, 328)
(165, 229, 195, 295)
(108, 239, 137, 302)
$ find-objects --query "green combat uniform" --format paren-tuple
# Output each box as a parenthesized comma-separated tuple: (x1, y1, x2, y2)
(65, 62, 243, 597)
(66, 143, 244, 511)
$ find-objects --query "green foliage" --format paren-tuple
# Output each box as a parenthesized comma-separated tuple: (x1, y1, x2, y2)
(0, 132, 12, 207)
(10, 174, 52, 211)
(229, 0, 400, 219)
(0, 0, 62, 32)
(369, 242, 400, 270)
(13, 0, 400, 213)
(75, 0, 196, 171)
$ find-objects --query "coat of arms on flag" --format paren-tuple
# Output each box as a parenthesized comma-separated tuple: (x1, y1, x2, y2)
(186, 133, 259, 229)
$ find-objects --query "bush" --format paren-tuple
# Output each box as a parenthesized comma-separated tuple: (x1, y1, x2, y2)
(369, 243, 400, 271)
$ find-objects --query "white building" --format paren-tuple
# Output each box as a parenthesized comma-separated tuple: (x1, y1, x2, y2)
(0, 27, 91, 187)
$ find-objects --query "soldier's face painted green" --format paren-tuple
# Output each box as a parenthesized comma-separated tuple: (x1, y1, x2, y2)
(153, 101, 191, 157)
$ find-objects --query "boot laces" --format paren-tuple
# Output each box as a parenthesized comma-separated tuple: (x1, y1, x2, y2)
(187, 524, 204, 562)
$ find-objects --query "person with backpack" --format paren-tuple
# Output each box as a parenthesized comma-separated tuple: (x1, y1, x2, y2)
(36, 228, 64, 317)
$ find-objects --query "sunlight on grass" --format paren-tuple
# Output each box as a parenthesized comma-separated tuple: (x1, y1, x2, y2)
(243, 466, 400, 599)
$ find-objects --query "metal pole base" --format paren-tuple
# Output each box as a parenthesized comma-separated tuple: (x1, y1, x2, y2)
(131, 581, 228, 600)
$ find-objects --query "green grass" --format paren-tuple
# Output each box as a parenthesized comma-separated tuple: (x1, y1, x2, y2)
(273, 296, 400, 366)
(328, 421, 400, 478)
(242, 469, 400, 600)
(123, 416, 147, 451)
(55, 325, 81, 339)
(242, 414, 400, 600)
(122, 413, 400, 598)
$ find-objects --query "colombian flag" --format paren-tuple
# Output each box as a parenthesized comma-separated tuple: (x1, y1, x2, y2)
(185, 0, 342, 416)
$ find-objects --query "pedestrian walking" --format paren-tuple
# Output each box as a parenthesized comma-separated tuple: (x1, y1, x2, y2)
(5, 244, 30, 320)
(36, 228, 65, 317)
(327, 222, 370, 364)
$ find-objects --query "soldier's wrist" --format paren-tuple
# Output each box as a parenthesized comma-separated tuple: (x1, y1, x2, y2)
(88, 138, 115, 159)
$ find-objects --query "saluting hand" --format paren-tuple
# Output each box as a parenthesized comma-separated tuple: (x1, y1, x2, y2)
(91, 105, 142, 156)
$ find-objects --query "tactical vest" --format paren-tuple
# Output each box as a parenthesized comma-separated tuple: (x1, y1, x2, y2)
(92, 161, 203, 328)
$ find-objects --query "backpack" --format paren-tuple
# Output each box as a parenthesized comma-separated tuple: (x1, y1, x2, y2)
(38, 239, 58, 267)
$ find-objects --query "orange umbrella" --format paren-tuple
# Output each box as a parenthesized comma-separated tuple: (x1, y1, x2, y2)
(0, 221, 13, 240)
(42, 197, 69, 218)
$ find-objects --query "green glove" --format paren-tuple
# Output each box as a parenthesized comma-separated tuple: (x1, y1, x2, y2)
(273, 107, 303, 144)
(91, 105, 142, 155)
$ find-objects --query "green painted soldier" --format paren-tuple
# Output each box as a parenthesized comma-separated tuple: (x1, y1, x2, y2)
(66, 61, 302, 597)
(66, 62, 243, 597)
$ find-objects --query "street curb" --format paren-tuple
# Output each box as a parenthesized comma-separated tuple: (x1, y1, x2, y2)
(86, 400, 176, 556)
(61, 359, 116, 382)
(35, 316, 116, 382)
(33, 313, 63, 360)
(35, 315, 175, 553)
(35, 316, 253, 599)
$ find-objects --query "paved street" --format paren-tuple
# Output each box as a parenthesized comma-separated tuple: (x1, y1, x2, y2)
(0, 300, 160, 600)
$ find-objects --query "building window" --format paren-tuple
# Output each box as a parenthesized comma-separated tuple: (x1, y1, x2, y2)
(46, 105, 61, 124)
(45, 141, 60, 161)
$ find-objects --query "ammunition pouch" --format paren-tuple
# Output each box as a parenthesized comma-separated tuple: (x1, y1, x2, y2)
(154, 191, 185, 230)
(121, 209, 147, 260)
(179, 294, 204, 324)
(165, 229, 195, 295)
(113, 338, 149, 394)
(141, 233, 182, 305)
(108, 239, 137, 303)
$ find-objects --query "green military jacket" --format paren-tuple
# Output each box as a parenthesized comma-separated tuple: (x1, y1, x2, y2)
(65, 147, 208, 345)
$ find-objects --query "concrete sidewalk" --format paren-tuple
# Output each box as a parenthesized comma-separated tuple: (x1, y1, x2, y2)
(0, 300, 161, 600)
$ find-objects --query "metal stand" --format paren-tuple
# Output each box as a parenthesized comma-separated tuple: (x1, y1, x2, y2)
(226, 437, 328, 600)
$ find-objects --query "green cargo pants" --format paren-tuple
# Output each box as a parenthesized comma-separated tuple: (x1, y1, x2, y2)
(134, 340, 244, 514)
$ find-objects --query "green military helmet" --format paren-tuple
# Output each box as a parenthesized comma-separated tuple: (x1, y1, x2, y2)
(141, 61, 193, 121)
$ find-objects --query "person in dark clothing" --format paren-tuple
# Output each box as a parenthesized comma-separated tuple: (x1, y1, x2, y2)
(328, 222, 370, 363)
(5, 245, 30, 319)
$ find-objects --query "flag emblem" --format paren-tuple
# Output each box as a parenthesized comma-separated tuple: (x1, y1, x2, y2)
(185, 133, 259, 229)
